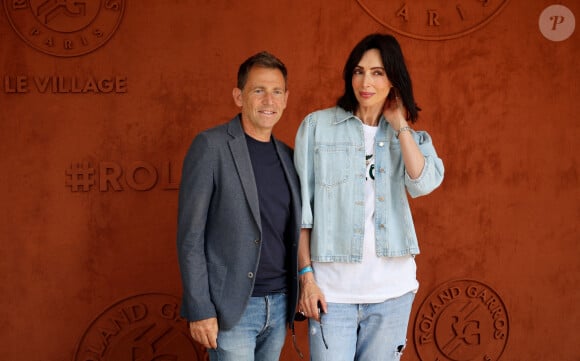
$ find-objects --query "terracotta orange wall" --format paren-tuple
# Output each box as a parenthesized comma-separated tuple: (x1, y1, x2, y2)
(1, 1, 578, 360)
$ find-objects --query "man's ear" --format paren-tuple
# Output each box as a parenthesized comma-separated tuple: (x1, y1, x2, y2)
(233, 88, 243, 107)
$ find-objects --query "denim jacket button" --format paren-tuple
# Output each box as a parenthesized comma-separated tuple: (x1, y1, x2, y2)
(248, 272, 254, 278)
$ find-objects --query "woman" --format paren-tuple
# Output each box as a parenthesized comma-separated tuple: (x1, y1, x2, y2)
(293, 33, 444, 360)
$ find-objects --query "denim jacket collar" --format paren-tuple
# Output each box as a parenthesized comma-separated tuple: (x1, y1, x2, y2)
(332, 107, 396, 140)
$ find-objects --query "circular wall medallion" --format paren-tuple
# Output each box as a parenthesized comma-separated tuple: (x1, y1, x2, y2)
(74, 293, 208, 361)
(3, 0, 125, 57)
(414, 279, 509, 361)
(355, 0, 510, 40)
(539, 4, 575, 42)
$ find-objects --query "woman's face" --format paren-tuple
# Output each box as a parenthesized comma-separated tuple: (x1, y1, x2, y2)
(351, 49, 392, 111)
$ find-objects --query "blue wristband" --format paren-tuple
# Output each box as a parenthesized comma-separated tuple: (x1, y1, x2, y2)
(298, 265, 313, 276)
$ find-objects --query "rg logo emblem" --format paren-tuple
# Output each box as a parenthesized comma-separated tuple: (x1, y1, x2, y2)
(3, 0, 125, 56)
(74, 293, 208, 361)
(414, 279, 509, 361)
(355, 0, 510, 40)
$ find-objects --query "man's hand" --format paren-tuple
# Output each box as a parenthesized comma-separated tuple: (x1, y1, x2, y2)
(189, 317, 218, 349)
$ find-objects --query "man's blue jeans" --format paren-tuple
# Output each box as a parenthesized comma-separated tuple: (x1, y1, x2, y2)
(308, 292, 415, 361)
(208, 293, 287, 361)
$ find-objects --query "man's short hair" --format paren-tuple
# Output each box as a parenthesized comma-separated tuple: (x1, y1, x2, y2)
(237, 51, 288, 90)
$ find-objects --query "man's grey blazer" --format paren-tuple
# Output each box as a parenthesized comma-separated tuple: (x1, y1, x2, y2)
(177, 115, 301, 330)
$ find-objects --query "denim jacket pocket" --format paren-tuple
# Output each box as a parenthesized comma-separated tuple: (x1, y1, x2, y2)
(314, 144, 351, 188)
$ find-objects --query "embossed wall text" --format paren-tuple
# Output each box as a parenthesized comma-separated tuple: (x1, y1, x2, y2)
(356, 0, 510, 40)
(65, 161, 180, 192)
(3, 75, 127, 93)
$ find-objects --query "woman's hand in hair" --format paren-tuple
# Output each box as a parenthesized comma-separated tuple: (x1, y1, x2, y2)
(383, 87, 409, 131)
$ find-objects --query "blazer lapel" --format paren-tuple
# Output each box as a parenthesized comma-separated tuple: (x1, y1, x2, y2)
(227, 117, 261, 231)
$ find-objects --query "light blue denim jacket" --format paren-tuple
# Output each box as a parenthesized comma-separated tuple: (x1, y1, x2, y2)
(294, 107, 444, 261)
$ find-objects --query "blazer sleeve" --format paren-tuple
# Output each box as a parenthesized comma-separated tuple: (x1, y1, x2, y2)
(177, 132, 217, 322)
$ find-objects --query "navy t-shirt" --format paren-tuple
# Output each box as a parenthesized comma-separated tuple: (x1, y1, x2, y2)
(245, 134, 291, 296)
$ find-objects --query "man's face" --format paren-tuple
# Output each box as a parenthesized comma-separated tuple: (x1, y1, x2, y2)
(233, 66, 288, 141)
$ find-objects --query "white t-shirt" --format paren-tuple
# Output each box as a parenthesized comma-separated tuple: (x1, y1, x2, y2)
(313, 123, 419, 303)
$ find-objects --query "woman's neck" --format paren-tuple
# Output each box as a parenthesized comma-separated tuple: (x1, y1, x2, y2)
(355, 105, 381, 126)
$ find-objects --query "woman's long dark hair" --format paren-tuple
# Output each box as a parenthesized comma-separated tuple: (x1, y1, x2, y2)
(337, 33, 421, 122)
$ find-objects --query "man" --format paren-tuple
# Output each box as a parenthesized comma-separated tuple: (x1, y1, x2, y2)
(177, 51, 301, 361)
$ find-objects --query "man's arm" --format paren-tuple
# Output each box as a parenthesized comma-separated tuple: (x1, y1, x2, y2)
(176, 133, 219, 345)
